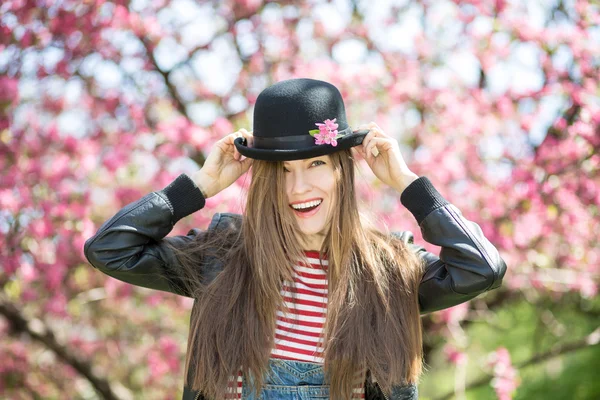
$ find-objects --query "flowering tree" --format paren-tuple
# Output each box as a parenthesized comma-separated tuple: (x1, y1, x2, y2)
(1, 0, 599, 399)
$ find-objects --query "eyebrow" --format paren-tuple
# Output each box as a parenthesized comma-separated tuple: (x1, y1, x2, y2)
(283, 158, 323, 165)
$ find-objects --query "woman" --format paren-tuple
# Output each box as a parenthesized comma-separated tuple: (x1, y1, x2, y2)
(84, 78, 507, 400)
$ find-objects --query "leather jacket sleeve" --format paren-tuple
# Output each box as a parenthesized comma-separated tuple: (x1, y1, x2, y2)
(84, 174, 211, 297)
(396, 177, 507, 314)
(84, 173, 507, 314)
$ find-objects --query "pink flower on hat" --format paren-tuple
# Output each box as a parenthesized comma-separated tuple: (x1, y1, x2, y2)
(309, 118, 343, 147)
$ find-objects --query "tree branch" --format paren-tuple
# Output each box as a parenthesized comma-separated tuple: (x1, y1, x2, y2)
(0, 296, 132, 400)
(140, 38, 189, 118)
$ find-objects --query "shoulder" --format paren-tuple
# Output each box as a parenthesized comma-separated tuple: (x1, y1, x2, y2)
(390, 230, 427, 255)
(390, 231, 415, 244)
(208, 212, 243, 233)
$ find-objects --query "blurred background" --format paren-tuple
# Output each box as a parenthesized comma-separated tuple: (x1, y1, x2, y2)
(1, 0, 599, 399)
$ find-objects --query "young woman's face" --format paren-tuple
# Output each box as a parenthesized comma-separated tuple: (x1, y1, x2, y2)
(284, 155, 336, 249)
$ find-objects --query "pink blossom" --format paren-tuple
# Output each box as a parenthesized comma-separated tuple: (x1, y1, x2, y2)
(0, 76, 19, 107)
(0, 24, 11, 46)
(103, 149, 129, 172)
(146, 293, 164, 307)
(316, 118, 339, 132)
(314, 118, 339, 146)
(437, 302, 469, 324)
(68, 337, 101, 357)
(0, 342, 29, 376)
(314, 130, 338, 146)
(2, 255, 21, 276)
(444, 344, 467, 365)
(571, 274, 598, 298)
(20, 261, 38, 283)
(44, 292, 68, 317)
(21, 288, 38, 302)
(20, 30, 32, 47)
(489, 348, 520, 399)
(553, 117, 567, 130)
(239, 0, 263, 13)
(147, 351, 170, 380)
(114, 187, 144, 207)
(248, 53, 265, 74)
(213, 116, 234, 137)
(159, 336, 180, 357)
(496, 95, 514, 118)
(104, 277, 133, 299)
(55, 59, 70, 79)
(29, 218, 54, 239)
(146, 336, 181, 381)
(495, 0, 507, 13)
(158, 116, 188, 142)
(41, 261, 67, 291)
(187, 125, 211, 152)
(0, 189, 20, 213)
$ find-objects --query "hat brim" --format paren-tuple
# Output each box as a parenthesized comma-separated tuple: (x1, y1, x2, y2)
(234, 129, 370, 161)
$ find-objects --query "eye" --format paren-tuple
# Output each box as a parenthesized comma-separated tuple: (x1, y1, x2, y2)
(283, 160, 325, 172)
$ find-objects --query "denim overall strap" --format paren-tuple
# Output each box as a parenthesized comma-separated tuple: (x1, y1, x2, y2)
(242, 358, 330, 399)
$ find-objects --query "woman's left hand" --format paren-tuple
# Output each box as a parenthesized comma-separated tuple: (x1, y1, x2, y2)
(351, 122, 419, 193)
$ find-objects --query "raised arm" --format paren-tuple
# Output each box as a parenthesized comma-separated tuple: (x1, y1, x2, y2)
(84, 174, 215, 297)
(84, 130, 254, 297)
(395, 177, 507, 314)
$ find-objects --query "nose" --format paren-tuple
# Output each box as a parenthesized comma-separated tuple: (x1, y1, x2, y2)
(289, 170, 312, 196)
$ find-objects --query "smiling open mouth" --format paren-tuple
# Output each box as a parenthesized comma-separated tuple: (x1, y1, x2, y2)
(295, 204, 319, 213)
(290, 199, 323, 216)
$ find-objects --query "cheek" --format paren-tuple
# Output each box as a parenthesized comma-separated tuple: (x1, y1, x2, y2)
(321, 173, 336, 200)
(326, 168, 336, 187)
(327, 184, 336, 200)
(310, 170, 334, 192)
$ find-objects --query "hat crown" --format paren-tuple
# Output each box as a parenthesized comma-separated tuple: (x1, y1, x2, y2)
(234, 77, 368, 161)
(253, 78, 349, 138)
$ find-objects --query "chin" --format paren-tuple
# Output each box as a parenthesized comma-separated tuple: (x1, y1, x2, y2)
(298, 223, 328, 237)
(299, 229, 324, 237)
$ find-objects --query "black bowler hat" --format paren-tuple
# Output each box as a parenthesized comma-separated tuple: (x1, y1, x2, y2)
(234, 78, 369, 161)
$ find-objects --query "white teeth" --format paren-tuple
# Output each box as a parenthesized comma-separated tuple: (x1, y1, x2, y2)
(291, 199, 322, 210)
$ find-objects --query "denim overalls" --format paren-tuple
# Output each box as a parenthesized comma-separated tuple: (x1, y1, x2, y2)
(241, 358, 331, 399)
(239, 357, 419, 399)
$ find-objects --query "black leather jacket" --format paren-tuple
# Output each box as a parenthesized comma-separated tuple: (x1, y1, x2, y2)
(84, 174, 507, 400)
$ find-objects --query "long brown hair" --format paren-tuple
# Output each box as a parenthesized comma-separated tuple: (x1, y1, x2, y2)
(166, 149, 424, 399)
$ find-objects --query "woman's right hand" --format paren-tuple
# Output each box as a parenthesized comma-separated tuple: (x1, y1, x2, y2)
(192, 129, 254, 198)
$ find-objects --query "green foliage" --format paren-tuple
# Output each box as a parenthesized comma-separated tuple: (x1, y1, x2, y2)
(419, 296, 600, 399)
(515, 346, 600, 400)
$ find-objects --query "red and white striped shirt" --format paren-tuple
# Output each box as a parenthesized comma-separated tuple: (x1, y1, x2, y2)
(227, 250, 366, 398)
